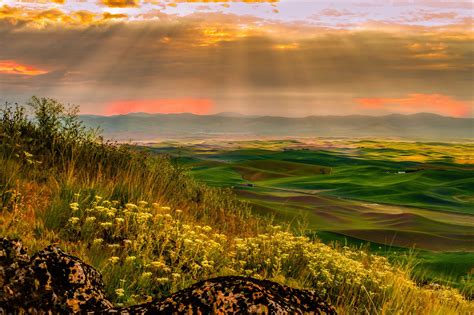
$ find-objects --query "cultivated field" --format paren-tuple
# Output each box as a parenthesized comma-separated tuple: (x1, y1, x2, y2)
(148, 139, 474, 293)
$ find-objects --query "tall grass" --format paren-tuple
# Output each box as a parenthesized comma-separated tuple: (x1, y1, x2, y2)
(0, 97, 472, 314)
(0, 97, 256, 235)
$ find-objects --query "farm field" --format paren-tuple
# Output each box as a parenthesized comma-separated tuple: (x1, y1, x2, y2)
(147, 138, 474, 293)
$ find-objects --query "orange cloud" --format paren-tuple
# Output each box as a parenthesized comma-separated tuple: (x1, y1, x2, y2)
(105, 99, 214, 115)
(272, 43, 299, 50)
(101, 0, 139, 8)
(197, 24, 257, 47)
(71, 11, 96, 24)
(407, 42, 453, 60)
(0, 60, 48, 76)
(407, 42, 447, 52)
(0, 5, 21, 23)
(356, 94, 471, 117)
(0, 5, 132, 27)
(102, 12, 128, 20)
(6, 0, 65, 4)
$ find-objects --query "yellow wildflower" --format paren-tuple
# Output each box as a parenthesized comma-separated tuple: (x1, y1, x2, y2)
(156, 277, 169, 284)
(109, 256, 120, 264)
(92, 238, 103, 245)
(171, 273, 181, 279)
(68, 217, 80, 225)
(85, 216, 96, 223)
(115, 288, 125, 297)
(202, 226, 212, 233)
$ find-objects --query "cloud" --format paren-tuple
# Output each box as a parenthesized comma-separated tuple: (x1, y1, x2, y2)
(406, 42, 454, 61)
(389, 1, 472, 9)
(1, 2, 469, 32)
(0, 60, 48, 76)
(404, 10, 458, 22)
(102, 12, 128, 20)
(105, 99, 214, 115)
(100, 0, 278, 8)
(356, 94, 472, 117)
(272, 43, 299, 50)
(7, 0, 65, 4)
(196, 23, 262, 46)
(319, 8, 359, 18)
(0, 5, 21, 23)
(0, 10, 472, 117)
(101, 0, 139, 8)
(0, 5, 133, 27)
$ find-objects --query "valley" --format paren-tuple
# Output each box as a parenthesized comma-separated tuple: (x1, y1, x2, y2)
(146, 138, 474, 293)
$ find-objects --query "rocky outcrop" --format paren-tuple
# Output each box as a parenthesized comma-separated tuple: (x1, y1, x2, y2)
(0, 238, 113, 313)
(119, 276, 336, 314)
(0, 238, 337, 314)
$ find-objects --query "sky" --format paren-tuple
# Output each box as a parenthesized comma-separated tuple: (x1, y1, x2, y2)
(0, 0, 473, 117)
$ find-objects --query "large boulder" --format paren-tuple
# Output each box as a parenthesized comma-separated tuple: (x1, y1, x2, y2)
(0, 238, 113, 313)
(120, 276, 337, 314)
(0, 238, 336, 314)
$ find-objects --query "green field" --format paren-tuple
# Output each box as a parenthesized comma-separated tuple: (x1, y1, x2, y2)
(146, 139, 474, 294)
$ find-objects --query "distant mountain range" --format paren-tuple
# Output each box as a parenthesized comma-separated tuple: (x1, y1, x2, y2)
(80, 112, 473, 140)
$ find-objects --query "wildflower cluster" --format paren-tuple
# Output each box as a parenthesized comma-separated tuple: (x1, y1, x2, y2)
(64, 196, 228, 304)
(229, 228, 396, 307)
(64, 195, 470, 312)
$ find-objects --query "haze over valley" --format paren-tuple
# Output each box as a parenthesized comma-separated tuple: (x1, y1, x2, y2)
(81, 112, 474, 141)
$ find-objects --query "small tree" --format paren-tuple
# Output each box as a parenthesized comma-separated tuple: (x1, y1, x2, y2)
(0, 102, 33, 158)
(28, 96, 65, 145)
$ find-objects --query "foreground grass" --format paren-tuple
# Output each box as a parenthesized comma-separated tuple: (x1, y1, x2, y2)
(0, 97, 472, 314)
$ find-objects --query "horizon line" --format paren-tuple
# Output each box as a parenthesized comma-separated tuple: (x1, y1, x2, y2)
(79, 111, 473, 119)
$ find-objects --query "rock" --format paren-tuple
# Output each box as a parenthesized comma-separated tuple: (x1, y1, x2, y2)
(118, 276, 337, 314)
(0, 238, 337, 314)
(0, 238, 113, 313)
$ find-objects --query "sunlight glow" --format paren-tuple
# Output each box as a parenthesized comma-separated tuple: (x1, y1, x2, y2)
(105, 99, 215, 115)
(356, 94, 472, 117)
(272, 43, 299, 50)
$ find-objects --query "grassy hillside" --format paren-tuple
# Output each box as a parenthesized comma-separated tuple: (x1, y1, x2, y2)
(0, 98, 472, 313)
